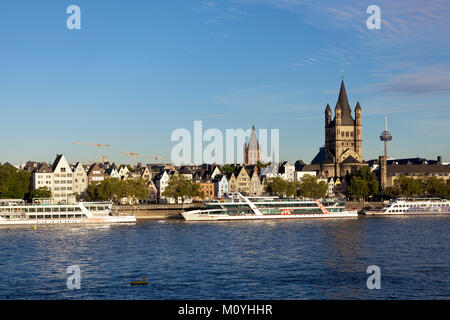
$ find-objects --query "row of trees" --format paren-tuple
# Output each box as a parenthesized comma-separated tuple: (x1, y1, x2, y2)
(264, 175, 328, 198)
(86, 178, 149, 203)
(384, 175, 450, 198)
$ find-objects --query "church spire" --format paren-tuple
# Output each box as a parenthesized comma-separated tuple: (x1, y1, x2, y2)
(336, 80, 354, 125)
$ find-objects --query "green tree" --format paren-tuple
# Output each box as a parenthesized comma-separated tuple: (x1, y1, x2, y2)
(221, 165, 235, 174)
(297, 175, 327, 198)
(29, 187, 52, 200)
(86, 177, 150, 203)
(347, 176, 369, 200)
(264, 176, 289, 197)
(346, 167, 379, 200)
(394, 175, 422, 197)
(162, 174, 203, 203)
(423, 176, 448, 197)
(0, 164, 30, 199)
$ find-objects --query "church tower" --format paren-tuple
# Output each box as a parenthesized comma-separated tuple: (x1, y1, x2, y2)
(314, 80, 365, 178)
(244, 125, 262, 165)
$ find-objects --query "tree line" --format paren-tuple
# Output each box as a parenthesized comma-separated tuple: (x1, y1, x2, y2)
(264, 175, 328, 198)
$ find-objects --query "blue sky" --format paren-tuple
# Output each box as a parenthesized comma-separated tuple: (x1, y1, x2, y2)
(1, 0, 449, 165)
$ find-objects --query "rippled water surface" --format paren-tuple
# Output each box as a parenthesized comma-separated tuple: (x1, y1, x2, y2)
(1, 216, 449, 299)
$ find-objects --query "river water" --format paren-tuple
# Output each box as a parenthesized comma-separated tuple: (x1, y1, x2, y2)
(0, 216, 449, 299)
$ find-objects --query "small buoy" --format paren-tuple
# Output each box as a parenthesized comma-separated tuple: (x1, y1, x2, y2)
(34, 225, 37, 231)
(131, 276, 148, 285)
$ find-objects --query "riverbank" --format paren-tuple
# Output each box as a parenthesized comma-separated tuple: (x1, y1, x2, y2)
(114, 203, 204, 220)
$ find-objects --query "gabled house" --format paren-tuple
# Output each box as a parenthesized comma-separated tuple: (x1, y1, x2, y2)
(213, 174, 229, 198)
(226, 172, 237, 193)
(72, 162, 88, 197)
(87, 163, 106, 184)
(105, 167, 120, 179)
(154, 171, 173, 203)
(52, 154, 75, 204)
(235, 166, 251, 195)
(117, 165, 130, 179)
(140, 166, 152, 181)
(249, 169, 263, 196)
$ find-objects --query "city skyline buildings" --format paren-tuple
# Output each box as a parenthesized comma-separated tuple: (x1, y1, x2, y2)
(1, 1, 449, 165)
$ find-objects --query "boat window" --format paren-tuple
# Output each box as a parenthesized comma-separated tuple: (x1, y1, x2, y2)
(29, 215, 36, 219)
(28, 208, 36, 212)
(45, 208, 51, 212)
(75, 214, 82, 218)
(52, 208, 59, 212)
(60, 215, 67, 218)
(68, 207, 75, 212)
(37, 208, 44, 212)
(45, 215, 51, 219)
(75, 207, 81, 212)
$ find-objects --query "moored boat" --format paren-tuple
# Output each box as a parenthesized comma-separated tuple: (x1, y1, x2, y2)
(181, 193, 358, 221)
(364, 198, 450, 216)
(0, 200, 136, 225)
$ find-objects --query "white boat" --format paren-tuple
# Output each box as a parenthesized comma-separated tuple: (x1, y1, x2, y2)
(364, 198, 450, 216)
(181, 193, 358, 221)
(0, 200, 136, 225)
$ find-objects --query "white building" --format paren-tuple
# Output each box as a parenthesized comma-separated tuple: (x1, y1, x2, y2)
(213, 174, 229, 198)
(279, 161, 295, 181)
(52, 154, 75, 204)
(155, 171, 174, 203)
(31, 164, 53, 192)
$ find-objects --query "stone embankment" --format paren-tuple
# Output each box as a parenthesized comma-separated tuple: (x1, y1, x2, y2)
(113, 203, 204, 220)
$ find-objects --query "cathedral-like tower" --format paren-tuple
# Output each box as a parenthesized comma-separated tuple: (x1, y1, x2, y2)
(244, 125, 262, 165)
(317, 80, 365, 178)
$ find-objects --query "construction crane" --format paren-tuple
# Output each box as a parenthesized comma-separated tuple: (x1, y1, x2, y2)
(119, 151, 140, 166)
(118, 152, 166, 166)
(71, 142, 111, 163)
(138, 155, 166, 163)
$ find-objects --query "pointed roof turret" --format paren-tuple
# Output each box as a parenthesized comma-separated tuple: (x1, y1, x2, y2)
(325, 104, 331, 113)
(248, 125, 259, 150)
(355, 102, 361, 111)
(335, 80, 354, 125)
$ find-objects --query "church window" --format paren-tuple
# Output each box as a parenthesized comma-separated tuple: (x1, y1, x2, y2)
(346, 131, 349, 137)
(341, 132, 344, 137)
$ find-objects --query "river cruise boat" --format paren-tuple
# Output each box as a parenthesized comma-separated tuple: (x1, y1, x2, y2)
(0, 200, 136, 225)
(364, 198, 450, 216)
(181, 193, 358, 221)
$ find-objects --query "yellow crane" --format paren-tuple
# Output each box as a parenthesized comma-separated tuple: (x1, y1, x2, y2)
(119, 151, 140, 166)
(119, 152, 166, 166)
(71, 142, 111, 163)
(138, 155, 166, 163)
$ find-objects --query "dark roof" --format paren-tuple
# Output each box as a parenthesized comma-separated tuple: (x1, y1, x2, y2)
(52, 154, 64, 171)
(341, 156, 359, 164)
(35, 163, 52, 173)
(311, 147, 326, 164)
(387, 164, 450, 176)
(334, 80, 355, 126)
